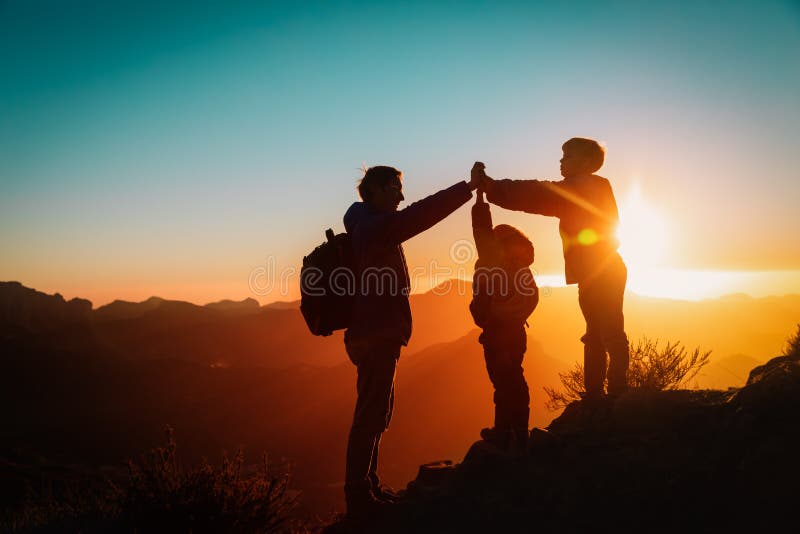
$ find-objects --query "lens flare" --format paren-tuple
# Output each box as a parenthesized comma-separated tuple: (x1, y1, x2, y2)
(617, 184, 669, 295)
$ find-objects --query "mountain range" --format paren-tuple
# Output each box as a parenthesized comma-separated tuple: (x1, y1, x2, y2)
(1, 280, 798, 516)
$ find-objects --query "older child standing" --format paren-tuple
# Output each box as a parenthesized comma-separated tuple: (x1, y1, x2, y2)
(478, 138, 630, 400)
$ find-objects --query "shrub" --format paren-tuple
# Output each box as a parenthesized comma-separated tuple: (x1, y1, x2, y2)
(1, 430, 299, 533)
(0, 483, 119, 533)
(120, 427, 297, 533)
(785, 324, 800, 360)
(545, 337, 712, 410)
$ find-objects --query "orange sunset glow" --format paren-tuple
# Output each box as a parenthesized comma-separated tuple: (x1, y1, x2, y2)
(2, 1, 799, 530)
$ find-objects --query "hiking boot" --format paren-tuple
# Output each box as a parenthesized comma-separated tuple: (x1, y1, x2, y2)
(371, 482, 401, 503)
(607, 384, 628, 399)
(345, 488, 393, 519)
(579, 390, 606, 403)
(480, 427, 511, 450)
(509, 427, 530, 456)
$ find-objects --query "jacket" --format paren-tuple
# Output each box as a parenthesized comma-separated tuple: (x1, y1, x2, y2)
(469, 200, 538, 351)
(343, 181, 473, 346)
(486, 174, 623, 285)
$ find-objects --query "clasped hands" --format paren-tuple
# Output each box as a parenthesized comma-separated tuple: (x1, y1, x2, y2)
(468, 161, 493, 200)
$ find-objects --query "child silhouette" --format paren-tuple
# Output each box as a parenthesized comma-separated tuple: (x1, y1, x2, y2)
(470, 182, 539, 451)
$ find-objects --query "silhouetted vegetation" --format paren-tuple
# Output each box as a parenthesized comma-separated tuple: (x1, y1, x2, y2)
(0, 480, 118, 533)
(545, 337, 712, 409)
(785, 324, 800, 359)
(121, 428, 297, 533)
(1, 429, 298, 533)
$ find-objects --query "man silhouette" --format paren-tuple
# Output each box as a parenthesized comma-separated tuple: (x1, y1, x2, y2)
(342, 165, 479, 517)
(476, 138, 630, 400)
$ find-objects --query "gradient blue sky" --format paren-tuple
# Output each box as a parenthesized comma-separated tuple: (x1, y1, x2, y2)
(1, 0, 799, 304)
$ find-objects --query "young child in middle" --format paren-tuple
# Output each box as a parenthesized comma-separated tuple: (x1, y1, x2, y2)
(470, 182, 539, 451)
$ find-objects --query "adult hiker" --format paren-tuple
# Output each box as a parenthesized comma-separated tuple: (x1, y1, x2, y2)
(342, 165, 480, 517)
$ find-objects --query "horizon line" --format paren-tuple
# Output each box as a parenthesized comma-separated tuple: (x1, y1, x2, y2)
(4, 268, 800, 309)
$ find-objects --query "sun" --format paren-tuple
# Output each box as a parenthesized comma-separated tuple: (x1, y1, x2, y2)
(615, 187, 746, 300)
(617, 185, 669, 290)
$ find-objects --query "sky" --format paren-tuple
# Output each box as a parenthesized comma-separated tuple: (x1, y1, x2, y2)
(1, 0, 799, 305)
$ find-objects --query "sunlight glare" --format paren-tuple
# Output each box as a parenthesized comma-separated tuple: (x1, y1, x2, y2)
(617, 184, 669, 271)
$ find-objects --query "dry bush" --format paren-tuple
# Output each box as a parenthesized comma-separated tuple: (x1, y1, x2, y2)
(545, 337, 712, 410)
(2, 429, 299, 533)
(0, 483, 119, 533)
(120, 427, 297, 533)
(785, 324, 800, 360)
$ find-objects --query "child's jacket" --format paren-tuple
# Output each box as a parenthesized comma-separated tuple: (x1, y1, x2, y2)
(486, 174, 622, 285)
(469, 200, 539, 351)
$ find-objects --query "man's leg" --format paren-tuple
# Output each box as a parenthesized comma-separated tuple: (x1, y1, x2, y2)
(367, 432, 381, 489)
(367, 380, 397, 496)
(367, 431, 400, 502)
(345, 428, 378, 501)
(344, 339, 400, 514)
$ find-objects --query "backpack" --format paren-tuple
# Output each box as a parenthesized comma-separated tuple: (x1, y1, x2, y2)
(300, 228, 356, 336)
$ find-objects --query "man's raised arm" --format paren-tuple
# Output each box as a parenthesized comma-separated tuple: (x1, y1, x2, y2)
(362, 181, 474, 246)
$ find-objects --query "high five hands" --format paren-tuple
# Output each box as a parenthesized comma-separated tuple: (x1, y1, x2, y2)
(468, 161, 485, 191)
(470, 161, 494, 202)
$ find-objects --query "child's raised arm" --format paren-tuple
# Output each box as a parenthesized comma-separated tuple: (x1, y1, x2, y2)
(472, 190, 501, 263)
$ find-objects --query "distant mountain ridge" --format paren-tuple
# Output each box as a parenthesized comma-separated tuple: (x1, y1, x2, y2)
(0, 281, 92, 332)
(94, 296, 167, 321)
(2, 280, 799, 378)
(204, 297, 261, 315)
(0, 281, 341, 368)
(2, 280, 799, 518)
(0, 282, 265, 327)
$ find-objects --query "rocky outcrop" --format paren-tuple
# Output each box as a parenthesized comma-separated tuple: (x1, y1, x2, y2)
(343, 354, 800, 532)
(0, 281, 91, 334)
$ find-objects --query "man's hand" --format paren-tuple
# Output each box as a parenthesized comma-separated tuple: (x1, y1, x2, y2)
(469, 161, 486, 191)
(482, 173, 495, 195)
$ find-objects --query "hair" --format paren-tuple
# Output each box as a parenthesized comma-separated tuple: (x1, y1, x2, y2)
(562, 137, 606, 174)
(358, 166, 402, 201)
(493, 224, 535, 266)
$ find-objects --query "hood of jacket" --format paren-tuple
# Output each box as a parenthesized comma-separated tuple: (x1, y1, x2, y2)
(343, 201, 372, 235)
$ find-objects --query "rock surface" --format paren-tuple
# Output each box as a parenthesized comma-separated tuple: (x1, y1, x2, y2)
(328, 353, 800, 532)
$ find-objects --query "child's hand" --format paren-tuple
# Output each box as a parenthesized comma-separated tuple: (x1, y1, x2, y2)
(476, 189, 485, 204)
(469, 161, 486, 191)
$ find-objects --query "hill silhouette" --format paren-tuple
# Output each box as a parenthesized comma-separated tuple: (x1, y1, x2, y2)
(0, 281, 91, 334)
(0, 328, 567, 517)
(1, 280, 799, 518)
(3, 280, 798, 380)
(93, 296, 168, 322)
(335, 350, 800, 532)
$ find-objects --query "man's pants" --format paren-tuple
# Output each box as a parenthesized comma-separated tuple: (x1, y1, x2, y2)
(344, 337, 401, 496)
(578, 260, 630, 396)
(483, 346, 530, 435)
